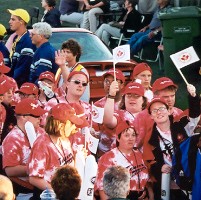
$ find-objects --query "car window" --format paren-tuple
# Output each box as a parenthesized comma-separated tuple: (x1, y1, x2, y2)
(49, 32, 113, 62)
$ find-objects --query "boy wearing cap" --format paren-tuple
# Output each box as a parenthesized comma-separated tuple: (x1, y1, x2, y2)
(16, 82, 39, 101)
(94, 120, 150, 200)
(0, 24, 10, 67)
(152, 77, 183, 116)
(144, 84, 200, 199)
(29, 22, 58, 84)
(7, 8, 36, 86)
(93, 69, 125, 157)
(2, 98, 45, 197)
(132, 62, 153, 102)
(28, 103, 85, 197)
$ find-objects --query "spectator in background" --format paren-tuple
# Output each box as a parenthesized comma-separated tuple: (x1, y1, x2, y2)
(7, 8, 36, 86)
(103, 166, 130, 200)
(132, 62, 153, 102)
(59, 0, 84, 27)
(127, 0, 171, 56)
(41, 0, 61, 28)
(0, 175, 15, 200)
(138, 0, 157, 27)
(95, 0, 142, 45)
(0, 24, 10, 67)
(55, 39, 90, 103)
(51, 165, 81, 200)
(29, 22, 58, 84)
(82, 0, 110, 33)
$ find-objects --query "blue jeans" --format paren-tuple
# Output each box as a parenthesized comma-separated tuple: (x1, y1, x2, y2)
(127, 29, 160, 55)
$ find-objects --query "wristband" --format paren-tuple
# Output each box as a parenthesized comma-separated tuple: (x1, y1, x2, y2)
(107, 94, 115, 99)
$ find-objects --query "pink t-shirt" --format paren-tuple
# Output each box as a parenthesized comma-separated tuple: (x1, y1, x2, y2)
(94, 147, 149, 192)
(29, 134, 74, 183)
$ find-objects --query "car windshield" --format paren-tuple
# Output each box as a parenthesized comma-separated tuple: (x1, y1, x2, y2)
(49, 31, 113, 62)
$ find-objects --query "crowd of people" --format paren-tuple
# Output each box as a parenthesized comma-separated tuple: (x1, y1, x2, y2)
(0, 1, 201, 200)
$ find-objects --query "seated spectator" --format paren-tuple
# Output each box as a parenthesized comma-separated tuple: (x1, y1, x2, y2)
(41, 0, 61, 28)
(0, 175, 15, 200)
(29, 22, 58, 84)
(82, 0, 110, 33)
(0, 24, 10, 68)
(138, 0, 157, 27)
(132, 62, 153, 102)
(127, 0, 171, 56)
(103, 166, 130, 200)
(2, 98, 45, 198)
(59, 0, 84, 27)
(96, 0, 142, 45)
(51, 165, 81, 200)
(94, 120, 151, 200)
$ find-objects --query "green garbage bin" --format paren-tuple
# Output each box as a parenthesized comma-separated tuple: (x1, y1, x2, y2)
(159, 6, 201, 81)
(159, 6, 201, 109)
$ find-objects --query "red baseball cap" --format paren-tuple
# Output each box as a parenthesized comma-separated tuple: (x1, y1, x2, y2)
(147, 97, 169, 114)
(16, 82, 39, 95)
(49, 103, 84, 126)
(15, 98, 46, 116)
(123, 82, 144, 96)
(0, 76, 13, 95)
(69, 103, 89, 128)
(0, 52, 11, 74)
(39, 71, 55, 83)
(132, 62, 152, 78)
(103, 69, 125, 83)
(67, 71, 89, 82)
(152, 77, 178, 93)
(116, 120, 135, 136)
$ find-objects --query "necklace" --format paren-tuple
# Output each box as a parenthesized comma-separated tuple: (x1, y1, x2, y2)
(118, 147, 141, 190)
(49, 135, 70, 165)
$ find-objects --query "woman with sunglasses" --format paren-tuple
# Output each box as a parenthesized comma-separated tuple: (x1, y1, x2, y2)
(94, 120, 152, 200)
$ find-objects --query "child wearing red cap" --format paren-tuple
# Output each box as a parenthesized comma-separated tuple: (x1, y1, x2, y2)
(132, 62, 153, 102)
(93, 69, 125, 157)
(28, 103, 86, 198)
(94, 120, 151, 200)
(2, 98, 45, 198)
(104, 82, 148, 148)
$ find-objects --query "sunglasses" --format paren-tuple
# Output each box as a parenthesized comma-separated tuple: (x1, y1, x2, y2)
(70, 80, 88, 87)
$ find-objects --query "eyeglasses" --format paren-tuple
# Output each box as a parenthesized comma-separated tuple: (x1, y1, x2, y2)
(70, 80, 88, 87)
(125, 93, 141, 99)
(104, 79, 122, 85)
(151, 107, 167, 115)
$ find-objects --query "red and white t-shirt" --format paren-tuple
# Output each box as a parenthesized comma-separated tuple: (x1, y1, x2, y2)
(94, 147, 149, 192)
(2, 126, 32, 182)
(29, 134, 74, 183)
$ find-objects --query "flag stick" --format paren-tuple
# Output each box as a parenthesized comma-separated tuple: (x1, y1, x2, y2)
(175, 67, 189, 85)
(113, 61, 116, 81)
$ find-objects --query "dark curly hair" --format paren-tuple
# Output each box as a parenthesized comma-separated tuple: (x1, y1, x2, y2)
(46, 0, 56, 7)
(61, 39, 82, 62)
(51, 165, 81, 200)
